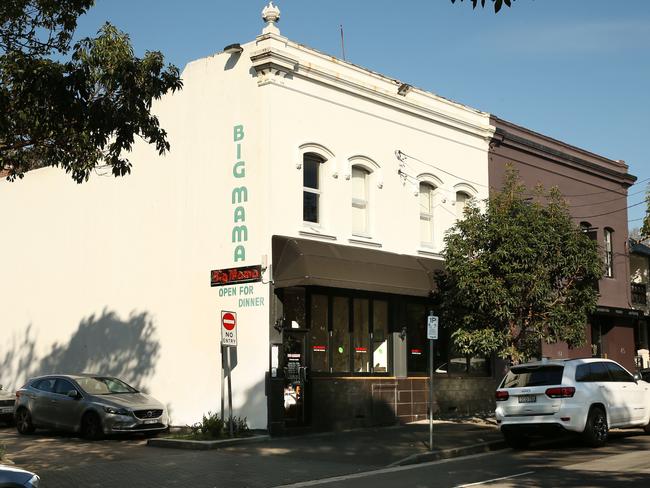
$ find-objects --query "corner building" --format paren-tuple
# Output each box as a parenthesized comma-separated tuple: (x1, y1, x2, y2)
(0, 4, 636, 432)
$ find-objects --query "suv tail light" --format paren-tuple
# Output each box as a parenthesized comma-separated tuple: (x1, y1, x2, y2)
(545, 387, 576, 398)
(495, 390, 509, 401)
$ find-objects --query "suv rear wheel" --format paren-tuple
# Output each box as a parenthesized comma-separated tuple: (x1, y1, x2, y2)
(502, 430, 530, 449)
(583, 406, 608, 447)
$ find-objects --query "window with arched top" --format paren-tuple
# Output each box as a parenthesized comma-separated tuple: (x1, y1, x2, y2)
(604, 227, 614, 278)
(580, 221, 597, 242)
(303, 153, 325, 223)
(351, 165, 371, 236)
(419, 182, 436, 246)
(455, 191, 471, 220)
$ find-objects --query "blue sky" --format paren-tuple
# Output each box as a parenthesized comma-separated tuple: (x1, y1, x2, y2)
(75, 0, 650, 228)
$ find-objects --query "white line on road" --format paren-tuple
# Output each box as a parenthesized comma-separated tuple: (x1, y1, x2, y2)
(271, 451, 501, 488)
(453, 471, 535, 488)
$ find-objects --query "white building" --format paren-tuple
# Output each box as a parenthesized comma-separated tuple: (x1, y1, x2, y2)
(1, 3, 494, 430)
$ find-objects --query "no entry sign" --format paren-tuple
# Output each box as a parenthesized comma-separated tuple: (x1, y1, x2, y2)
(221, 311, 237, 347)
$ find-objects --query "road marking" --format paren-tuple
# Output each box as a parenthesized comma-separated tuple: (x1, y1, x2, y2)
(271, 451, 501, 487)
(453, 471, 535, 487)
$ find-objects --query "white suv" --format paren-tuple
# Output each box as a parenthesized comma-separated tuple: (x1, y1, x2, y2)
(495, 358, 650, 448)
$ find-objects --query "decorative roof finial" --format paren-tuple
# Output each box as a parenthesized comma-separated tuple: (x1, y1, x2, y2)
(262, 1, 281, 35)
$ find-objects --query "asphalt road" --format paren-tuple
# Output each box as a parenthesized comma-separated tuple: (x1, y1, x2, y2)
(1, 425, 649, 487)
(273, 431, 650, 488)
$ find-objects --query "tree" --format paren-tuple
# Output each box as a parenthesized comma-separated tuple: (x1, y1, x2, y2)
(1, 0, 182, 183)
(451, 0, 515, 14)
(433, 168, 603, 363)
(641, 187, 650, 240)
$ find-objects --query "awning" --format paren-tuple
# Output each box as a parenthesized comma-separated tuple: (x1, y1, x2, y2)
(271, 235, 445, 297)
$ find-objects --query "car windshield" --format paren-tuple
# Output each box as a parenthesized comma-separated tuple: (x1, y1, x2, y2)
(501, 365, 564, 388)
(76, 377, 138, 395)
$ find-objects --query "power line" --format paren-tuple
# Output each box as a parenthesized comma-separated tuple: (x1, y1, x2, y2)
(575, 200, 647, 219)
(567, 186, 647, 208)
(526, 177, 650, 199)
(395, 150, 489, 189)
(395, 149, 647, 199)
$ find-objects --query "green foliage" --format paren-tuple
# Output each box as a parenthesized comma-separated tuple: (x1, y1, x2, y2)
(189, 411, 249, 439)
(433, 168, 603, 363)
(641, 187, 650, 241)
(451, 0, 515, 13)
(1, 0, 182, 182)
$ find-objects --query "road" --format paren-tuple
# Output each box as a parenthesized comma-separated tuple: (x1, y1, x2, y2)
(274, 431, 650, 488)
(1, 426, 649, 487)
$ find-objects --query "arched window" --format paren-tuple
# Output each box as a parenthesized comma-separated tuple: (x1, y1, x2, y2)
(580, 221, 597, 242)
(604, 227, 613, 278)
(303, 153, 324, 223)
(455, 191, 471, 220)
(419, 183, 436, 246)
(351, 165, 370, 236)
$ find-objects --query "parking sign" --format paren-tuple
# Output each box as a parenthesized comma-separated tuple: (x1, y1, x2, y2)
(427, 315, 438, 340)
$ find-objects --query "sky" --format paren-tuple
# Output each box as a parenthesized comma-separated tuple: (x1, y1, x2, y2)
(73, 0, 650, 229)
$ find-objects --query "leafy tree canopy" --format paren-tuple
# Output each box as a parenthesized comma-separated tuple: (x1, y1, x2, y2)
(1, 0, 182, 183)
(451, 0, 515, 14)
(433, 168, 603, 363)
(641, 187, 650, 240)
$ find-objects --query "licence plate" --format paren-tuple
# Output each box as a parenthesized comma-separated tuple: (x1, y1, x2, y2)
(143, 419, 158, 424)
(518, 395, 536, 403)
(0, 407, 12, 414)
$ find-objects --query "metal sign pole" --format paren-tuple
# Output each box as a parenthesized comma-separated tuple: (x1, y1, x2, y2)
(426, 312, 438, 452)
(221, 345, 225, 422)
(429, 337, 434, 451)
(227, 347, 233, 437)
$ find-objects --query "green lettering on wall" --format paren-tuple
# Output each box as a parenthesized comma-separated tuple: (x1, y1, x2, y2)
(233, 161, 245, 178)
(232, 187, 248, 204)
(233, 125, 244, 142)
(234, 206, 246, 223)
(234, 245, 246, 262)
(232, 225, 248, 243)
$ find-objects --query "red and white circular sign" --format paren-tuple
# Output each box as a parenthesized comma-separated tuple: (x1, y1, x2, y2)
(221, 311, 237, 347)
(222, 312, 236, 331)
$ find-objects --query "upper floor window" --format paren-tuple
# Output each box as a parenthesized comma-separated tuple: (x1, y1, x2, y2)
(580, 221, 597, 242)
(419, 183, 436, 246)
(303, 153, 324, 223)
(352, 166, 370, 236)
(456, 191, 470, 220)
(604, 228, 613, 278)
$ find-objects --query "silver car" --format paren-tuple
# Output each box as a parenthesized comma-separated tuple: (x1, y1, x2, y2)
(14, 374, 168, 439)
(0, 384, 14, 425)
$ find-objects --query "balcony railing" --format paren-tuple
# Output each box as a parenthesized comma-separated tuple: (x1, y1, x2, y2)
(631, 282, 647, 305)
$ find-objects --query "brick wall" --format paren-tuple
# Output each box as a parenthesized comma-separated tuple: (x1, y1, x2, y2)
(310, 376, 497, 431)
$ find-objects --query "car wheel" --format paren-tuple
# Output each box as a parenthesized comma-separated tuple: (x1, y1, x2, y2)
(15, 408, 35, 435)
(81, 412, 104, 440)
(502, 430, 530, 449)
(583, 406, 608, 447)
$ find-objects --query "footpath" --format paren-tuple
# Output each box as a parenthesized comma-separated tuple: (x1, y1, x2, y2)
(150, 417, 505, 467)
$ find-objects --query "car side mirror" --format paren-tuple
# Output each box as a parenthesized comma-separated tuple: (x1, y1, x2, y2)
(633, 373, 642, 382)
(67, 389, 80, 399)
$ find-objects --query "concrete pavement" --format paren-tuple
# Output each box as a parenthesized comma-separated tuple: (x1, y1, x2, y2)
(0, 418, 504, 487)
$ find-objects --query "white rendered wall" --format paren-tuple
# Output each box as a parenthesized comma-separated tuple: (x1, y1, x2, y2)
(0, 30, 492, 429)
(0, 47, 271, 428)
(252, 33, 492, 257)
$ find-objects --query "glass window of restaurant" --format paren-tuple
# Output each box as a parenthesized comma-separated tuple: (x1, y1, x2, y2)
(301, 290, 391, 375)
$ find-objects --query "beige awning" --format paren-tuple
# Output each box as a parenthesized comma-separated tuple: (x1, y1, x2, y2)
(272, 235, 444, 297)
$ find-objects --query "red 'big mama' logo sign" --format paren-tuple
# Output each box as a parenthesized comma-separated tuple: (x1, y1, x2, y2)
(211, 265, 262, 287)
